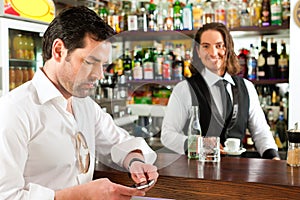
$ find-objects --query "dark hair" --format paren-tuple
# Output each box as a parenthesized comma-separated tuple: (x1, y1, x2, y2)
(42, 6, 115, 62)
(191, 22, 241, 75)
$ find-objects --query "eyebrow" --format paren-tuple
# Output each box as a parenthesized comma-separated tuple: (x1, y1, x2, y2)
(200, 41, 224, 46)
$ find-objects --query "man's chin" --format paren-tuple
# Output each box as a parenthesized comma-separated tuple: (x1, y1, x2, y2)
(72, 88, 96, 98)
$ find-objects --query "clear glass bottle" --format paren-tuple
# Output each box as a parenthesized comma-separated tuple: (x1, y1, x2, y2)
(202, 0, 215, 25)
(249, 0, 262, 26)
(188, 106, 202, 159)
(214, 0, 227, 25)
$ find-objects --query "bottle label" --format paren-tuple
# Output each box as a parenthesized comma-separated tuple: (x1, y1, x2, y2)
(257, 55, 266, 67)
(143, 62, 154, 79)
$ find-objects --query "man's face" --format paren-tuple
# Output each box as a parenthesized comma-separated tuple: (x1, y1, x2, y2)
(197, 30, 226, 76)
(58, 36, 111, 98)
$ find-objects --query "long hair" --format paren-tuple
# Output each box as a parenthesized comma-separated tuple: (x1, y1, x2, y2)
(191, 23, 241, 76)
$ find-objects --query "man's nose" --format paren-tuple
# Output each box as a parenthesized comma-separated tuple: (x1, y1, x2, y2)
(92, 65, 104, 80)
(207, 47, 218, 56)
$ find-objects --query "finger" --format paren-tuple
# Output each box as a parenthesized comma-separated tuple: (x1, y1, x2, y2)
(117, 183, 146, 197)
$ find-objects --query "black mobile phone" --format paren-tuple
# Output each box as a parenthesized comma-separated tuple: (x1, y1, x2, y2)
(133, 179, 155, 190)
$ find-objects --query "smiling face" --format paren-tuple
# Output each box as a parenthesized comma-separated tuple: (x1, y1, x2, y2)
(196, 30, 226, 76)
(48, 35, 112, 98)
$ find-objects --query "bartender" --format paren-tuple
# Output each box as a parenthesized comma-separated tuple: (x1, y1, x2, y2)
(161, 22, 280, 160)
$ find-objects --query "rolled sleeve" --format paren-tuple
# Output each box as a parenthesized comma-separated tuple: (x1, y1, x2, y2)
(111, 137, 157, 166)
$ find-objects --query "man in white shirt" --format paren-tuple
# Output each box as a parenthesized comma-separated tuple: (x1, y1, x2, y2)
(161, 22, 280, 160)
(0, 6, 158, 200)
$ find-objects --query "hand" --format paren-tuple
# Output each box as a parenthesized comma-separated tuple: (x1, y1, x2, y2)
(128, 162, 159, 192)
(55, 178, 146, 200)
(272, 157, 281, 160)
(220, 144, 226, 155)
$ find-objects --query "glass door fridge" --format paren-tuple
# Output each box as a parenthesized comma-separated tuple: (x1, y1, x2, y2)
(0, 17, 48, 96)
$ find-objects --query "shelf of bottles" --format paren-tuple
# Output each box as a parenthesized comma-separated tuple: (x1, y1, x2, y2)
(8, 29, 42, 91)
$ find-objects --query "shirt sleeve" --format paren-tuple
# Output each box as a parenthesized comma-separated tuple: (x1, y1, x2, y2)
(161, 81, 191, 154)
(0, 100, 55, 200)
(94, 102, 157, 167)
(244, 79, 278, 156)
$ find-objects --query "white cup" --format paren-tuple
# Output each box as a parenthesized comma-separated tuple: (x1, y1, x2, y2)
(224, 138, 240, 152)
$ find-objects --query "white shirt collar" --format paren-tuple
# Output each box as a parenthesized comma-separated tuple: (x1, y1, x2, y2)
(32, 68, 67, 107)
(201, 68, 235, 87)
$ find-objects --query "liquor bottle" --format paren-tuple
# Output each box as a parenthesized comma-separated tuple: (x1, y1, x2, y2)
(137, 4, 148, 32)
(154, 48, 164, 80)
(156, 0, 165, 31)
(183, 50, 192, 78)
(172, 44, 183, 80)
(247, 44, 257, 80)
(270, 0, 282, 26)
(143, 48, 154, 80)
(261, 0, 271, 26)
(257, 37, 268, 79)
(182, 0, 193, 30)
(164, 0, 174, 30)
(266, 38, 279, 79)
(282, 0, 290, 25)
(162, 43, 173, 80)
(192, 0, 203, 30)
(127, 2, 138, 31)
(227, 0, 240, 29)
(123, 48, 132, 81)
(98, 3, 109, 23)
(249, 0, 262, 26)
(188, 106, 202, 159)
(278, 40, 289, 79)
(148, 0, 157, 31)
(240, 0, 250, 27)
(202, 0, 215, 25)
(275, 110, 287, 150)
(133, 45, 143, 80)
(237, 48, 249, 78)
(214, 0, 227, 25)
(173, 0, 183, 30)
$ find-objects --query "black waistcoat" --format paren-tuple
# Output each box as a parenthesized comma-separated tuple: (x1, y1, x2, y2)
(186, 72, 249, 145)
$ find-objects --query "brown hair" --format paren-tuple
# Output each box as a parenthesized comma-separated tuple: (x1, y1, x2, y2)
(191, 22, 241, 76)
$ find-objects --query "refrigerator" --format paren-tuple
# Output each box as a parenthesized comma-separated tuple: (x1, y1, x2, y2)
(0, 17, 48, 96)
(0, 0, 55, 96)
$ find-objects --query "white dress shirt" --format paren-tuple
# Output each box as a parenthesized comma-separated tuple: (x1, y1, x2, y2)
(0, 69, 156, 200)
(161, 68, 277, 155)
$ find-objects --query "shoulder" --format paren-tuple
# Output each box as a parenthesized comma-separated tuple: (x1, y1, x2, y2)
(172, 80, 191, 94)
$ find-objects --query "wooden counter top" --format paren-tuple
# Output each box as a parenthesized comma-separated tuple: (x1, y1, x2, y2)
(93, 153, 300, 199)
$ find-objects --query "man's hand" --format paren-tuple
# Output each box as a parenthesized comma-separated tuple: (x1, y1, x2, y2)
(55, 178, 146, 200)
(128, 161, 159, 192)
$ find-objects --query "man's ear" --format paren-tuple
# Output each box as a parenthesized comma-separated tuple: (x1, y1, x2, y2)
(52, 39, 66, 62)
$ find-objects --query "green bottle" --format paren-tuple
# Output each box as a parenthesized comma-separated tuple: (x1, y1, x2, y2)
(270, 0, 282, 26)
(173, 0, 183, 30)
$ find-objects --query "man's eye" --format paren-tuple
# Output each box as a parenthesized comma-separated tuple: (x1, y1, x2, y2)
(84, 60, 94, 65)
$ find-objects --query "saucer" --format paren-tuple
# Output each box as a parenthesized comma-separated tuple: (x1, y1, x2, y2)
(224, 147, 246, 155)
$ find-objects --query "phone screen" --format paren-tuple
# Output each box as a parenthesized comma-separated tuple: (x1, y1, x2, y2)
(133, 179, 155, 190)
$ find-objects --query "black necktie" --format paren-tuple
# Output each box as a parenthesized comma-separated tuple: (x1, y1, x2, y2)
(217, 79, 232, 120)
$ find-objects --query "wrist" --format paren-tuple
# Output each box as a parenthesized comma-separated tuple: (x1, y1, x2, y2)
(128, 158, 145, 170)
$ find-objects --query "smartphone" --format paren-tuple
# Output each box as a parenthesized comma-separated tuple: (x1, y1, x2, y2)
(132, 179, 155, 190)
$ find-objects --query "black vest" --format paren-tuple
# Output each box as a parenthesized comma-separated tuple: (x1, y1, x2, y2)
(186, 72, 249, 145)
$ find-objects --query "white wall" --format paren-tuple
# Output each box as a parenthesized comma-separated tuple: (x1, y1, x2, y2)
(288, 0, 300, 128)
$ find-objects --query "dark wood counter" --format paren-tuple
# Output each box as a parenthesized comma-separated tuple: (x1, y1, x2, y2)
(93, 153, 300, 199)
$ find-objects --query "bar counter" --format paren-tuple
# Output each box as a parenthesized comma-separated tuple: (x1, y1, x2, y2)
(93, 153, 300, 199)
